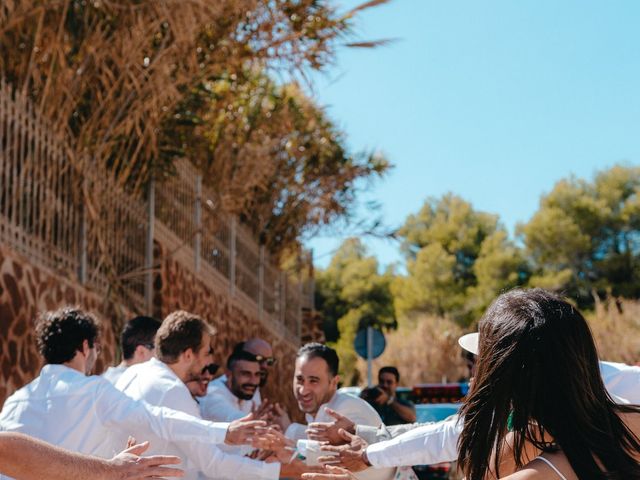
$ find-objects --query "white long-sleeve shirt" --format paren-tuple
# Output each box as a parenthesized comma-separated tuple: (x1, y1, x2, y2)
(115, 357, 279, 480)
(101, 365, 127, 385)
(0, 364, 230, 480)
(200, 376, 256, 422)
(365, 415, 462, 468)
(286, 391, 396, 480)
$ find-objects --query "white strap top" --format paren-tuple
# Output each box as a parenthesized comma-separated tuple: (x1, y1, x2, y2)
(535, 456, 569, 480)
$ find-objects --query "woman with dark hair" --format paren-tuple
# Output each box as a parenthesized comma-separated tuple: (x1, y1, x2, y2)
(458, 288, 640, 479)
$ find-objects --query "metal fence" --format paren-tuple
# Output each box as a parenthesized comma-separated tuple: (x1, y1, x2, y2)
(0, 80, 310, 342)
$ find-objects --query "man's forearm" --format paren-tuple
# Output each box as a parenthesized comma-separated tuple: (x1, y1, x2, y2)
(0, 432, 113, 480)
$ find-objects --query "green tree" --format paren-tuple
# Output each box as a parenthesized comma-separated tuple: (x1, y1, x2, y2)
(315, 238, 396, 384)
(394, 194, 526, 324)
(519, 164, 640, 305)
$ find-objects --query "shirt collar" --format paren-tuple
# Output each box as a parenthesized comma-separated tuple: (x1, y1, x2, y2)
(305, 391, 338, 423)
(148, 357, 185, 382)
(41, 363, 85, 377)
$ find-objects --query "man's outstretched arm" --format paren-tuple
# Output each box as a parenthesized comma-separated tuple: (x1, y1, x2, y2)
(0, 432, 183, 480)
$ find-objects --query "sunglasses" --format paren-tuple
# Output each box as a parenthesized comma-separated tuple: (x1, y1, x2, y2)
(245, 352, 277, 366)
(202, 363, 220, 376)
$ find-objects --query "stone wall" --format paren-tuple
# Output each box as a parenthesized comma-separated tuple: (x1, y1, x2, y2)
(0, 244, 118, 404)
(0, 241, 303, 418)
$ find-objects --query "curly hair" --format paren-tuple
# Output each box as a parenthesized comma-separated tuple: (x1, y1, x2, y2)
(35, 307, 100, 364)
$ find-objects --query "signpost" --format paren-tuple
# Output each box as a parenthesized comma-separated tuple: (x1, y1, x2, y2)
(354, 327, 386, 387)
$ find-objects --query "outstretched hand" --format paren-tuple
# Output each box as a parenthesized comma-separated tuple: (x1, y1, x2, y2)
(109, 441, 184, 479)
(316, 429, 370, 473)
(225, 412, 268, 445)
(250, 426, 295, 457)
(301, 465, 357, 479)
(307, 408, 356, 445)
(272, 402, 292, 433)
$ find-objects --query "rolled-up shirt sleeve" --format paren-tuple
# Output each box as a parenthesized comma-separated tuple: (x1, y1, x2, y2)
(365, 417, 462, 468)
(95, 379, 230, 445)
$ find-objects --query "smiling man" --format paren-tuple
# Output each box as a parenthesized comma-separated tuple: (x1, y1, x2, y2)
(285, 343, 395, 480)
(200, 349, 262, 422)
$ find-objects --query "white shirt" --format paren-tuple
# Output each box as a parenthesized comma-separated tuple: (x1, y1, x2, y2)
(365, 415, 462, 468)
(101, 365, 127, 385)
(115, 358, 279, 480)
(0, 364, 229, 480)
(200, 376, 257, 422)
(285, 391, 395, 480)
(600, 360, 640, 403)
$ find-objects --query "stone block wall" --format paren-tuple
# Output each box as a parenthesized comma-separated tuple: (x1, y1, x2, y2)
(0, 244, 118, 404)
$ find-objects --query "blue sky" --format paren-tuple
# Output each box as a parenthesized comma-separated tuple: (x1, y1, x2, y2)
(304, 0, 640, 269)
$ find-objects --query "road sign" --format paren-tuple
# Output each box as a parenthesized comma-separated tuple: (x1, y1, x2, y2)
(354, 327, 386, 387)
(354, 327, 386, 359)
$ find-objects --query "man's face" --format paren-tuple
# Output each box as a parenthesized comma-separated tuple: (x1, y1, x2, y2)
(244, 342, 274, 388)
(378, 372, 398, 396)
(228, 359, 262, 400)
(187, 364, 216, 398)
(186, 334, 214, 382)
(293, 355, 338, 416)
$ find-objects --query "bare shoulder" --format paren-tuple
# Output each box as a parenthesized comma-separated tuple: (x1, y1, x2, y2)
(501, 453, 577, 480)
(619, 410, 640, 430)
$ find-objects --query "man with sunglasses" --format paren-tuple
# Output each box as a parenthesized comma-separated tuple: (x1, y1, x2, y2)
(201, 349, 262, 423)
(187, 363, 219, 400)
(103, 316, 160, 385)
(243, 338, 277, 394)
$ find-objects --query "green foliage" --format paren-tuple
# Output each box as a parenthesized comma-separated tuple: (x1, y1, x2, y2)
(316, 164, 640, 385)
(519, 164, 640, 305)
(393, 194, 527, 324)
(315, 238, 396, 384)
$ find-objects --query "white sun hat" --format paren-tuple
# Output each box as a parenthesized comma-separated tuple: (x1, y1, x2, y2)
(458, 332, 479, 355)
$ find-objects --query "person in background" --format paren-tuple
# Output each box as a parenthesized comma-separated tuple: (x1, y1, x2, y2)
(0, 433, 183, 480)
(200, 349, 262, 421)
(222, 338, 276, 407)
(102, 316, 161, 385)
(360, 367, 416, 425)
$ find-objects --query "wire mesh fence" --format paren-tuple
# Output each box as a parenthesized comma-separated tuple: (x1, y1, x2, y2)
(0, 80, 310, 340)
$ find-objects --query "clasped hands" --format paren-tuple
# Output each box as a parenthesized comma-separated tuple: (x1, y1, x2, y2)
(223, 405, 370, 479)
(301, 408, 371, 480)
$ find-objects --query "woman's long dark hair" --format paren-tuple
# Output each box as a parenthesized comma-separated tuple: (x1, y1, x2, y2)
(458, 288, 640, 480)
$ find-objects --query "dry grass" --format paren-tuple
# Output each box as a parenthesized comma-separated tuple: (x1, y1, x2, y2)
(588, 296, 640, 363)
